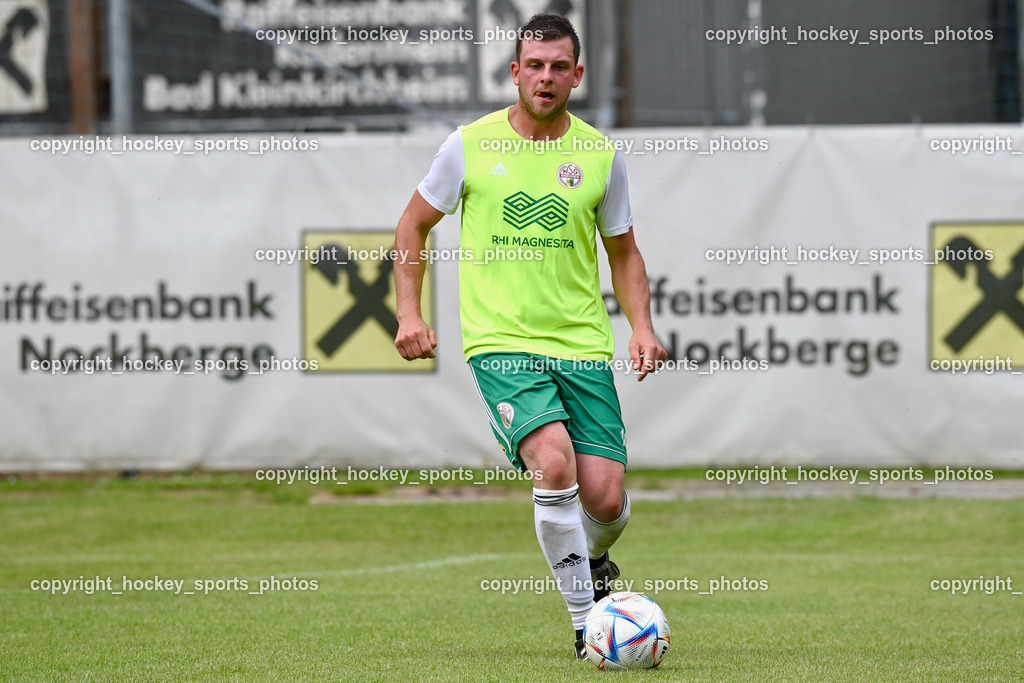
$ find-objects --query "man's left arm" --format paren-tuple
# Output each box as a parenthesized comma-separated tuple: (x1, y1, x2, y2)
(602, 228, 667, 381)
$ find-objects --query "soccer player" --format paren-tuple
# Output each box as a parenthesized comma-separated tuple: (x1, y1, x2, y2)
(393, 13, 666, 659)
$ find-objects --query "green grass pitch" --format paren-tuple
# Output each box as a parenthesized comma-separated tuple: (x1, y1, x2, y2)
(1, 475, 1022, 681)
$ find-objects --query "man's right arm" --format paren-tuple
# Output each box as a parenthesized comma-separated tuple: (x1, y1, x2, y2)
(394, 190, 444, 360)
(395, 128, 464, 360)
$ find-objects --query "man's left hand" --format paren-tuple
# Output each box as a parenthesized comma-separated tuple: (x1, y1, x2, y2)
(629, 331, 667, 382)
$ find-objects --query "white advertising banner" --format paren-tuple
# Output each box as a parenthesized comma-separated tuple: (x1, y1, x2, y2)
(1, 125, 1023, 470)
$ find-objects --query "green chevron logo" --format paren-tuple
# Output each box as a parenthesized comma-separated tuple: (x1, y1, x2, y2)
(502, 192, 569, 232)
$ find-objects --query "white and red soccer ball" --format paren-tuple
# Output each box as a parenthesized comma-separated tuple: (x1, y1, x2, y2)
(582, 591, 670, 670)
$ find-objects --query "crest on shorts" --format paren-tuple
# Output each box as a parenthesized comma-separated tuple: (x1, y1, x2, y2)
(557, 162, 582, 189)
(496, 402, 514, 429)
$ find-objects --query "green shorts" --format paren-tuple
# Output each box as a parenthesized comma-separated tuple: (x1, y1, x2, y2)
(467, 352, 627, 471)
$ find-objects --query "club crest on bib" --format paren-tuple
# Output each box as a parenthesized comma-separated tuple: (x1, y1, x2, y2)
(557, 162, 582, 189)
(497, 402, 514, 429)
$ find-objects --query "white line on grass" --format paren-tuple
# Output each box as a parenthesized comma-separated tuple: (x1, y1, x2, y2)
(1, 554, 521, 594)
(263, 553, 514, 580)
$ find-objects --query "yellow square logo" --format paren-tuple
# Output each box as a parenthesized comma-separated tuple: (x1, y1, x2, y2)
(302, 231, 435, 372)
(930, 222, 1024, 368)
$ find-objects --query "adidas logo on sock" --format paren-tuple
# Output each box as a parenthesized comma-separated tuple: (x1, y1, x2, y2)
(488, 162, 509, 176)
(552, 553, 585, 570)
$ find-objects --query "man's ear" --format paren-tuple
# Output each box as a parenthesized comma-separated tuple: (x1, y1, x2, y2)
(511, 61, 520, 86)
(572, 63, 584, 88)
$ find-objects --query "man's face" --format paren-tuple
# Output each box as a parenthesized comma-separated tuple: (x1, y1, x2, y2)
(511, 36, 583, 124)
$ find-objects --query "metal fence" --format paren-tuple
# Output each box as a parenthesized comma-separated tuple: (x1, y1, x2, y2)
(0, 0, 1020, 136)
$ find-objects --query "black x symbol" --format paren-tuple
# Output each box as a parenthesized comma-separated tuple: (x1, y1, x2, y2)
(942, 236, 1024, 352)
(0, 8, 40, 95)
(311, 243, 399, 357)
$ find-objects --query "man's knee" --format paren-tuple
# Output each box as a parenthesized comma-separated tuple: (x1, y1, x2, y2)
(581, 486, 624, 523)
(519, 422, 576, 489)
(577, 455, 626, 522)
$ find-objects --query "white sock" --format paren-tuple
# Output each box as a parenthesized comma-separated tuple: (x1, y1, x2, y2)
(533, 485, 594, 629)
(580, 491, 631, 559)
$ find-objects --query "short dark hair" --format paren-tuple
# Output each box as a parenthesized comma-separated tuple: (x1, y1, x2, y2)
(515, 13, 581, 65)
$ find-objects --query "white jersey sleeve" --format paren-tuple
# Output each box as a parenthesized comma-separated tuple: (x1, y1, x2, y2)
(416, 129, 465, 215)
(595, 150, 633, 237)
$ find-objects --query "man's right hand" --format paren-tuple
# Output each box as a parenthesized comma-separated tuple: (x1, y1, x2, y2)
(393, 190, 444, 361)
(395, 317, 437, 360)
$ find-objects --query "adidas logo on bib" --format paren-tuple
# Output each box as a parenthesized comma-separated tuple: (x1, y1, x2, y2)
(489, 163, 510, 176)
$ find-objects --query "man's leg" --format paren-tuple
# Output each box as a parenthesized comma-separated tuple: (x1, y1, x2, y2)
(519, 421, 595, 657)
(577, 453, 626, 526)
(467, 353, 621, 656)
(577, 454, 630, 600)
